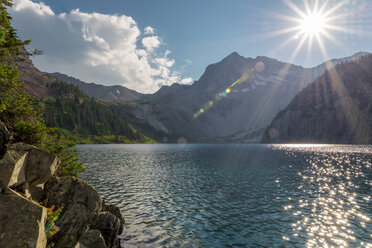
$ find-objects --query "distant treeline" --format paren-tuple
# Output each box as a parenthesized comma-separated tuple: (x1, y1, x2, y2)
(43, 80, 152, 143)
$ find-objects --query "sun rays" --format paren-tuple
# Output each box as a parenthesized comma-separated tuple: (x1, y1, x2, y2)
(191, 0, 366, 132)
(251, 0, 362, 106)
(281, 0, 357, 62)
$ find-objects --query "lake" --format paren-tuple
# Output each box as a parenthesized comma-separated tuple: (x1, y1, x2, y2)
(77, 144, 372, 247)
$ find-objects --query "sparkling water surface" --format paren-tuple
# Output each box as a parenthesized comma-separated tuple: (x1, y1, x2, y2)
(77, 144, 372, 247)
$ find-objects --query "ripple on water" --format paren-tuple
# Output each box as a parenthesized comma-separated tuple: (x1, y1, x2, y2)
(78, 144, 372, 247)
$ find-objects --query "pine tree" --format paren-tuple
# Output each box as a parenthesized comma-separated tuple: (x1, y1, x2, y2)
(0, 1, 85, 176)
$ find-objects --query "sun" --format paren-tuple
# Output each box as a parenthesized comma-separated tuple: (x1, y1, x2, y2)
(291, 1, 332, 42)
(243, 0, 359, 77)
(265, 0, 357, 62)
(300, 12, 327, 37)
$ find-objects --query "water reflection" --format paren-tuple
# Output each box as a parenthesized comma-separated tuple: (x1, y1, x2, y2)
(78, 144, 372, 247)
(273, 145, 372, 248)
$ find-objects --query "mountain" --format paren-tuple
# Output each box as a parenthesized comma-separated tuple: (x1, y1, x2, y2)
(17, 57, 163, 143)
(43, 81, 153, 143)
(262, 54, 372, 144)
(19, 50, 369, 143)
(314, 51, 370, 74)
(17, 49, 55, 98)
(130, 52, 368, 142)
(49, 72, 144, 102)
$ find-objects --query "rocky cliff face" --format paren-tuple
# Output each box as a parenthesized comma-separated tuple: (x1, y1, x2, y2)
(262, 54, 372, 144)
(17, 51, 55, 98)
(0, 122, 124, 248)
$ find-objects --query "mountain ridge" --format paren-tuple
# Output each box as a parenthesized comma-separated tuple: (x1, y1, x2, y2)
(262, 54, 372, 144)
(41, 51, 370, 100)
(130, 51, 370, 142)
(49, 72, 145, 102)
(17, 56, 164, 143)
(21, 50, 371, 143)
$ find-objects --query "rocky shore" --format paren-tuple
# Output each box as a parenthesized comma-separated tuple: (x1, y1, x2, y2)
(0, 122, 124, 248)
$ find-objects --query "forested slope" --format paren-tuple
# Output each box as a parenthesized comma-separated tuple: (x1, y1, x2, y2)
(43, 80, 154, 143)
(262, 55, 372, 144)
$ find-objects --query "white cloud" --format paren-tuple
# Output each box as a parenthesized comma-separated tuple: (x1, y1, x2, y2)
(180, 77, 193, 84)
(10, 0, 191, 93)
(13, 0, 54, 16)
(141, 36, 161, 52)
(144, 26, 155, 35)
(154, 57, 175, 67)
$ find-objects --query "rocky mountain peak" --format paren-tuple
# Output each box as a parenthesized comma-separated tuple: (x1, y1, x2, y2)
(223, 51, 242, 60)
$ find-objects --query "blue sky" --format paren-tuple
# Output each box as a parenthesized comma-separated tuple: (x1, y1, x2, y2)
(10, 0, 372, 93)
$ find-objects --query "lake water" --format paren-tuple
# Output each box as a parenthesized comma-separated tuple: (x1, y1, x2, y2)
(78, 144, 372, 247)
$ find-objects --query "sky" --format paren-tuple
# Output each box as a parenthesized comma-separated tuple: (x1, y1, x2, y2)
(9, 0, 372, 93)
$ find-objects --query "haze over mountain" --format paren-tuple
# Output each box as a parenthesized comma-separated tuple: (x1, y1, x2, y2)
(263, 54, 372, 144)
(129, 51, 370, 142)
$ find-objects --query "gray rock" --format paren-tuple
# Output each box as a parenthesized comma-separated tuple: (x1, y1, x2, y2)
(25, 147, 60, 186)
(90, 212, 121, 248)
(0, 143, 60, 201)
(20, 182, 45, 202)
(11, 142, 60, 186)
(11, 142, 37, 151)
(0, 188, 47, 248)
(29, 184, 45, 201)
(44, 176, 103, 248)
(2, 143, 60, 200)
(79, 230, 107, 248)
(0, 150, 28, 189)
(102, 202, 125, 235)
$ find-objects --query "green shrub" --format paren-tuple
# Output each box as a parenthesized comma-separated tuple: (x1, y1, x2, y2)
(44, 128, 85, 177)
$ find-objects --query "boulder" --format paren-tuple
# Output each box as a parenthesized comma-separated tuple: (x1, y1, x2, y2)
(102, 202, 125, 235)
(0, 150, 28, 189)
(44, 176, 103, 248)
(79, 229, 107, 248)
(29, 184, 45, 201)
(20, 183, 45, 202)
(0, 188, 47, 248)
(26, 148, 60, 185)
(13, 142, 60, 186)
(90, 212, 121, 248)
(1, 142, 60, 200)
(11, 142, 36, 151)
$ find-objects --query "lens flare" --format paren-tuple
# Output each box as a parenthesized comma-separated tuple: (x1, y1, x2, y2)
(193, 73, 255, 118)
(255, 62, 265, 72)
(193, 64, 272, 118)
